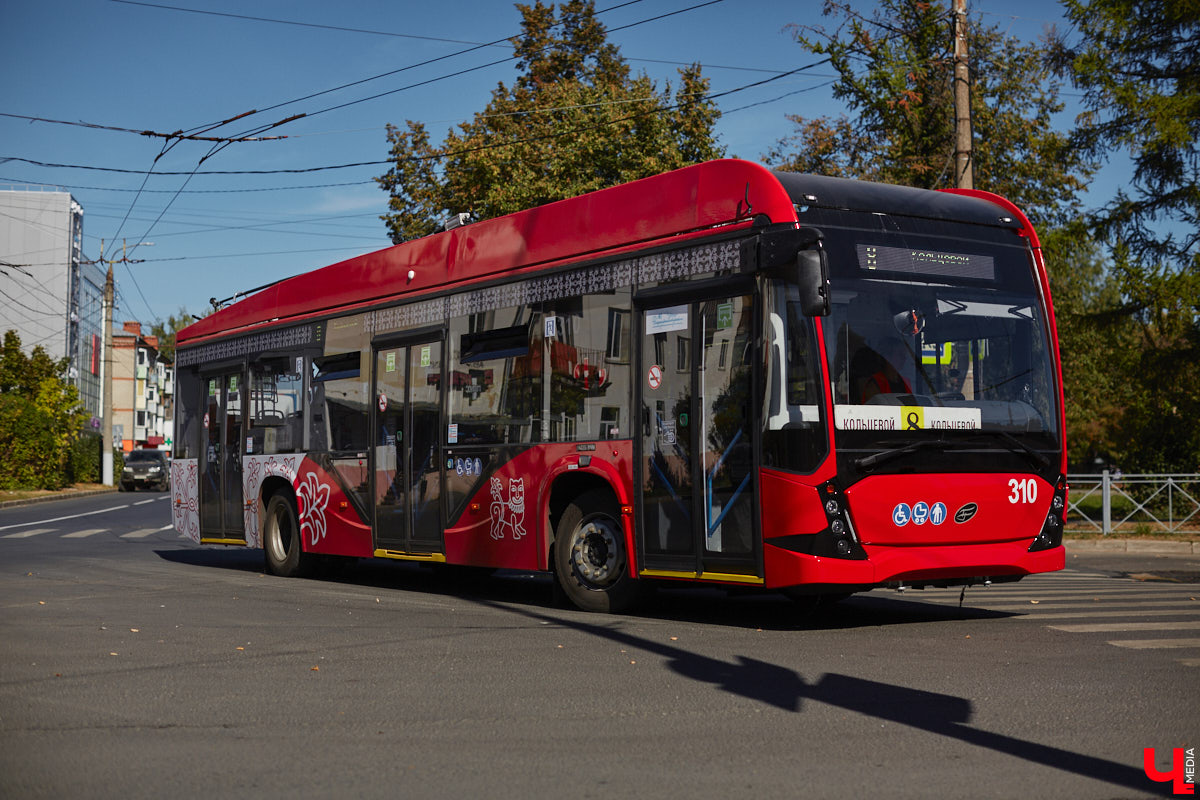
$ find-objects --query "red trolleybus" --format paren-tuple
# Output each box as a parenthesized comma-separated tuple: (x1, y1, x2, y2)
(171, 159, 1067, 612)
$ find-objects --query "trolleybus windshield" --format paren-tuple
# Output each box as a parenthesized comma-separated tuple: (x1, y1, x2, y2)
(815, 218, 1060, 474)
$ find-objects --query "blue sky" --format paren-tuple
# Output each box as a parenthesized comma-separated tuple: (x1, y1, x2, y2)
(1, 0, 1082, 326)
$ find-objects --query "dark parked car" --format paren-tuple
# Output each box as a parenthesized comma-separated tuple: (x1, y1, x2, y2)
(120, 449, 170, 492)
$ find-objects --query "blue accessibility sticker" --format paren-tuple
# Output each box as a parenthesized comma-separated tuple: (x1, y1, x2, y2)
(912, 501, 930, 525)
(929, 502, 948, 525)
(892, 503, 912, 526)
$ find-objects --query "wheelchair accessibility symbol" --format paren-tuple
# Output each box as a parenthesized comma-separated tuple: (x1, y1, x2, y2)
(892, 503, 912, 526)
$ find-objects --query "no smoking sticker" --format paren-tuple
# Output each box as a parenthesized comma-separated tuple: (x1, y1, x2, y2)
(647, 364, 663, 390)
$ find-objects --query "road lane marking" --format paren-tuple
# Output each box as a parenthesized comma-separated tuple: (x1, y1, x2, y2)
(1019, 608, 1200, 620)
(0, 504, 130, 531)
(2, 528, 55, 539)
(1049, 620, 1200, 633)
(61, 528, 106, 538)
(133, 499, 157, 506)
(1107, 638, 1200, 650)
(968, 595, 1200, 607)
(120, 529, 158, 539)
(1178, 658, 1200, 666)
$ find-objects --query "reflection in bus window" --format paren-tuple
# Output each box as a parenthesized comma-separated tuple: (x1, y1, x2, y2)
(544, 286, 632, 442)
(310, 352, 368, 453)
(448, 308, 540, 445)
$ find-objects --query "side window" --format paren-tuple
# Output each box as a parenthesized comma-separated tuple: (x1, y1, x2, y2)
(174, 367, 203, 460)
(311, 352, 368, 453)
(250, 356, 305, 455)
(545, 286, 632, 442)
(762, 281, 827, 472)
(447, 307, 540, 445)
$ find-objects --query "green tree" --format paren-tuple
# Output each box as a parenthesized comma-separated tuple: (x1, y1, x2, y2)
(0, 330, 89, 489)
(377, 0, 724, 243)
(1040, 226, 1134, 466)
(150, 307, 195, 362)
(766, 0, 1092, 228)
(1051, 0, 1200, 471)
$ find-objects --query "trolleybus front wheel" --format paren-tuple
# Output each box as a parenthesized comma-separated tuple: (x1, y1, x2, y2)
(554, 489, 641, 613)
(263, 490, 312, 578)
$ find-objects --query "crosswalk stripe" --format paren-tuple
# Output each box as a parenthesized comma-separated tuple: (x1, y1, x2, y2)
(1107, 638, 1200, 650)
(934, 595, 1200, 608)
(2, 527, 55, 539)
(120, 529, 158, 539)
(61, 528, 106, 538)
(1015, 609, 1200, 620)
(1049, 620, 1200, 633)
(956, 588, 1190, 598)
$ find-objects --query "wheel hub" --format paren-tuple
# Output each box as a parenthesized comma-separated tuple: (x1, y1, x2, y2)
(571, 519, 619, 585)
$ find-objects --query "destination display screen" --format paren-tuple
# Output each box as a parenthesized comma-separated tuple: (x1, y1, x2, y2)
(856, 243, 995, 281)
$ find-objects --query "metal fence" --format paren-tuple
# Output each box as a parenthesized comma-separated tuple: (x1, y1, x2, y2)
(1065, 473, 1200, 535)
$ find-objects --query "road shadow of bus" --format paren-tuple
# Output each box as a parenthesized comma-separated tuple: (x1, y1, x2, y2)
(153, 548, 1152, 793)
(154, 546, 1013, 631)
(482, 599, 1157, 797)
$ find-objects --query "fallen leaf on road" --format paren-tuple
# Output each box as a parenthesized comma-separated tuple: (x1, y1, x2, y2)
(1030, 600, 1039, 604)
(311, 665, 319, 671)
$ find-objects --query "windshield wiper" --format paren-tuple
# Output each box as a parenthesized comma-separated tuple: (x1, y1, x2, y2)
(970, 431, 1053, 470)
(853, 440, 949, 472)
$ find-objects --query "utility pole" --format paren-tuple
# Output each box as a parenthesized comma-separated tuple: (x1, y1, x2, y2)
(100, 239, 115, 486)
(97, 239, 151, 485)
(953, 0, 974, 190)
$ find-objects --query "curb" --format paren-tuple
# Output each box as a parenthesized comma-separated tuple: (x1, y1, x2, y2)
(1065, 539, 1197, 555)
(0, 488, 120, 510)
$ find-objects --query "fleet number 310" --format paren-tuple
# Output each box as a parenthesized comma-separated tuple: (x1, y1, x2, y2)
(1008, 478, 1038, 504)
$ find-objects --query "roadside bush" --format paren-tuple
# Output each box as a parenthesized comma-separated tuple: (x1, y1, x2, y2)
(0, 394, 63, 490)
(68, 432, 102, 484)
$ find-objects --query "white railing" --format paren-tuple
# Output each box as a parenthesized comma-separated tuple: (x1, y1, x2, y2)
(1066, 472, 1200, 534)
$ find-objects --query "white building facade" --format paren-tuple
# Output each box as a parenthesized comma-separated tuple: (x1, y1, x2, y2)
(0, 186, 104, 421)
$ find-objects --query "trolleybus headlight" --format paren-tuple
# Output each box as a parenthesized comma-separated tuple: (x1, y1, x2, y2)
(815, 481, 865, 560)
(1029, 475, 1068, 552)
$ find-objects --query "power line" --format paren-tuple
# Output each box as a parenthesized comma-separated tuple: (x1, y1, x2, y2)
(0, 177, 375, 194)
(2, 57, 830, 180)
(108, 0, 499, 45)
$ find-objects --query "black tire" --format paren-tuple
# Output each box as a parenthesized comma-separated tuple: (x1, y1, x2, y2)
(553, 488, 641, 613)
(263, 491, 312, 577)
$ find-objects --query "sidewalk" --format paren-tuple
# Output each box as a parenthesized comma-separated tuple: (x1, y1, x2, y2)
(1065, 537, 1199, 555)
(0, 485, 119, 510)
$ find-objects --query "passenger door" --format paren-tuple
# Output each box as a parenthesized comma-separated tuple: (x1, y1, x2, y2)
(637, 294, 759, 578)
(372, 337, 444, 554)
(199, 370, 245, 541)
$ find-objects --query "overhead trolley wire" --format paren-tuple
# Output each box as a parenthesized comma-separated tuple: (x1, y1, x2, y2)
(1, 58, 831, 179)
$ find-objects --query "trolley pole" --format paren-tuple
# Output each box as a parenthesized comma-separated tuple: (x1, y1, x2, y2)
(953, 0, 974, 190)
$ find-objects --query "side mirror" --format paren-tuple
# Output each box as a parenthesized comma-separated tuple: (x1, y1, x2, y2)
(796, 248, 830, 317)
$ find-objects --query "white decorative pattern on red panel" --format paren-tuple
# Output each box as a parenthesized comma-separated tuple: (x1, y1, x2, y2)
(171, 459, 200, 543)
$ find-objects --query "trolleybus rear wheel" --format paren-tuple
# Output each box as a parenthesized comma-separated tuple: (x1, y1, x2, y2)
(263, 491, 311, 577)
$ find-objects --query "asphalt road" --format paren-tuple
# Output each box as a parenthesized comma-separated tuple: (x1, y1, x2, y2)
(1, 493, 1196, 799)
